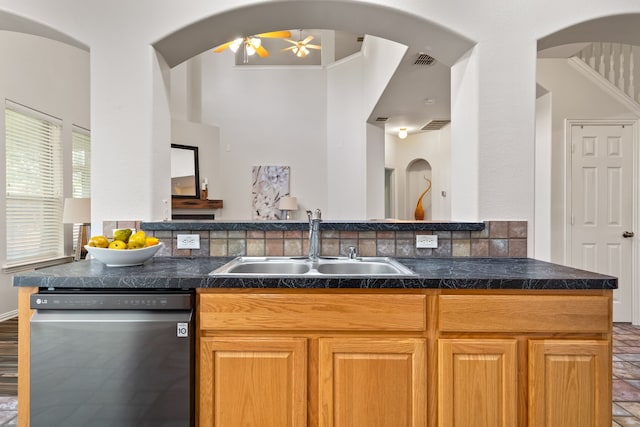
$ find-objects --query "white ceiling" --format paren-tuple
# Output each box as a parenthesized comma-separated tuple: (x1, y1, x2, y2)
(224, 29, 452, 138)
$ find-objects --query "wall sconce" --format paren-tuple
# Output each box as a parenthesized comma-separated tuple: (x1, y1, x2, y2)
(62, 198, 91, 261)
(278, 196, 298, 220)
(398, 128, 408, 139)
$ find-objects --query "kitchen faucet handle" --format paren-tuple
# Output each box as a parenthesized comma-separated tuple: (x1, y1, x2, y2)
(307, 209, 322, 220)
(347, 246, 357, 259)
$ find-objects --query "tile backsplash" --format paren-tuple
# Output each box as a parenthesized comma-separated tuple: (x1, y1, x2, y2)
(104, 220, 527, 258)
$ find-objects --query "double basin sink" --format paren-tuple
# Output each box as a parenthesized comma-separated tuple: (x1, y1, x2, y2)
(211, 256, 416, 277)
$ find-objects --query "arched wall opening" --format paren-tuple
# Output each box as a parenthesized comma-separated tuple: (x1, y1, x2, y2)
(153, 1, 475, 220)
(535, 13, 640, 323)
(406, 159, 432, 221)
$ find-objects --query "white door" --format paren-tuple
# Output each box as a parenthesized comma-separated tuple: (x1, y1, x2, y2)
(570, 123, 634, 322)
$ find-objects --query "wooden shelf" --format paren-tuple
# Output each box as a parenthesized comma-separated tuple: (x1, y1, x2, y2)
(172, 198, 223, 209)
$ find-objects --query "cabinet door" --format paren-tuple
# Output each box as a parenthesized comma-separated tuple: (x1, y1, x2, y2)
(199, 337, 307, 427)
(438, 339, 517, 427)
(529, 339, 610, 427)
(318, 337, 426, 427)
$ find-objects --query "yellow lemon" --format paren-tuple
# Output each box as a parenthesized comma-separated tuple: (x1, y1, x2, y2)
(108, 240, 127, 250)
(145, 237, 160, 247)
(128, 231, 146, 249)
(88, 235, 109, 248)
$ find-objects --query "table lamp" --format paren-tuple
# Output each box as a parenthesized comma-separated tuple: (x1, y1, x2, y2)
(63, 198, 91, 261)
(278, 196, 298, 220)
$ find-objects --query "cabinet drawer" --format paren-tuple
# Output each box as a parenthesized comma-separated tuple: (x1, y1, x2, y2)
(439, 294, 610, 333)
(199, 293, 426, 332)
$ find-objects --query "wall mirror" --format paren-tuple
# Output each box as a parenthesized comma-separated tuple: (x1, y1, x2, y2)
(171, 144, 200, 198)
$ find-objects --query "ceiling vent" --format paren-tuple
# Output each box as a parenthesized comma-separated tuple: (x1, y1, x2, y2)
(414, 53, 437, 66)
(421, 119, 450, 131)
(375, 117, 388, 122)
(357, 36, 365, 43)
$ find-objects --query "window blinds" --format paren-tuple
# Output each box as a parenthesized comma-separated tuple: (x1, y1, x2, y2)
(72, 126, 91, 198)
(5, 101, 64, 265)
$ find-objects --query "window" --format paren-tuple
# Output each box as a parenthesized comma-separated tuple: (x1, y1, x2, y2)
(72, 126, 91, 198)
(5, 101, 64, 266)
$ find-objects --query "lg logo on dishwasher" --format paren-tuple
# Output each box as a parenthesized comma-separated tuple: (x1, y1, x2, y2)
(177, 322, 189, 337)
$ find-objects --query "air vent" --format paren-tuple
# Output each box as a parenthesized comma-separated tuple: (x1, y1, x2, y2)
(414, 53, 437, 66)
(375, 117, 388, 122)
(357, 36, 365, 43)
(421, 119, 450, 131)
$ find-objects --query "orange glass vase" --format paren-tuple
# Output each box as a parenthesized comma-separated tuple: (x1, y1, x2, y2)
(414, 178, 432, 221)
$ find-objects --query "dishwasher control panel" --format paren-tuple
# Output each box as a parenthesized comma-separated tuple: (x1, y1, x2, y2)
(30, 292, 193, 310)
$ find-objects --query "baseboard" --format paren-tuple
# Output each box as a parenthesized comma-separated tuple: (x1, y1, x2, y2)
(0, 309, 18, 322)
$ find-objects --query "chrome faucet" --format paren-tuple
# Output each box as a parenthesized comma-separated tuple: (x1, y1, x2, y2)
(306, 209, 322, 262)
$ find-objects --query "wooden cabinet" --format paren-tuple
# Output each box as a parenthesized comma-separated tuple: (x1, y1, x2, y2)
(438, 291, 612, 427)
(197, 290, 427, 427)
(438, 339, 517, 427)
(528, 339, 611, 427)
(198, 337, 307, 427)
(197, 289, 612, 427)
(318, 337, 426, 427)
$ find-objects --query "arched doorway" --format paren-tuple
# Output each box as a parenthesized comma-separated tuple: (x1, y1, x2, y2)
(537, 13, 640, 323)
(406, 159, 432, 221)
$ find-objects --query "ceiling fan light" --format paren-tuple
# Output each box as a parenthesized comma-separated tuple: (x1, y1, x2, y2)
(229, 38, 242, 53)
(398, 128, 408, 139)
(246, 44, 256, 56)
(250, 38, 262, 48)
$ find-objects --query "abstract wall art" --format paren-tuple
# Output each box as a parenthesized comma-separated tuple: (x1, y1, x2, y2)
(252, 166, 290, 219)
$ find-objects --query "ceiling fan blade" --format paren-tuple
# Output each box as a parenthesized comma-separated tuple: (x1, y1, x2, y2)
(255, 30, 292, 39)
(213, 40, 235, 53)
(283, 38, 298, 45)
(281, 46, 297, 52)
(307, 44, 322, 50)
(255, 45, 269, 57)
(301, 35, 314, 45)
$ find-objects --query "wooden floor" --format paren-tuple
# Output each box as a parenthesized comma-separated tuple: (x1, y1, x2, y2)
(0, 317, 17, 426)
(0, 318, 17, 397)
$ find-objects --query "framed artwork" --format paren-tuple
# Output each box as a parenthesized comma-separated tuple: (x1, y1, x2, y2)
(252, 166, 290, 219)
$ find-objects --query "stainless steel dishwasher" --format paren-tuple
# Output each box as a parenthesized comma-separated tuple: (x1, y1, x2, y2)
(29, 290, 194, 427)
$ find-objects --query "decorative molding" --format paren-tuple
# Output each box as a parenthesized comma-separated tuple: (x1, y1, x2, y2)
(568, 57, 640, 116)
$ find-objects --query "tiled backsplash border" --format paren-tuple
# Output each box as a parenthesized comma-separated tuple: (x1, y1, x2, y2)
(105, 220, 527, 258)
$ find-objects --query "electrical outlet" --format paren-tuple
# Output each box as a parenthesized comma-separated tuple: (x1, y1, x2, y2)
(416, 234, 438, 249)
(177, 234, 200, 249)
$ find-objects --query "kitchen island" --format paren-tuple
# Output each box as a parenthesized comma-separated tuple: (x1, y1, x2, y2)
(15, 256, 615, 427)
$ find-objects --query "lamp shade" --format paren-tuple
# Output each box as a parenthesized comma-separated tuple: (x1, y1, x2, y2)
(62, 198, 91, 224)
(278, 196, 298, 211)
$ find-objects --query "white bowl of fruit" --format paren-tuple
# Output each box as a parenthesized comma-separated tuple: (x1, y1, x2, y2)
(84, 229, 163, 267)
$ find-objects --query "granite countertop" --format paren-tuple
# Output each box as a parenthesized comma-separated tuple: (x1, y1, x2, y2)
(13, 256, 617, 290)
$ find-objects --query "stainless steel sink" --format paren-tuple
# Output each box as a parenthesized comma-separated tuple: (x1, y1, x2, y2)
(316, 261, 406, 275)
(210, 256, 416, 277)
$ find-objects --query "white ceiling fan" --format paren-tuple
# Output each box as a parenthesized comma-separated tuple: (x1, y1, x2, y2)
(213, 31, 292, 62)
(282, 30, 321, 58)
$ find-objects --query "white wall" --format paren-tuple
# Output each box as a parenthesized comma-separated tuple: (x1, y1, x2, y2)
(0, 31, 90, 317)
(536, 58, 640, 263)
(534, 92, 552, 261)
(385, 126, 452, 220)
(366, 123, 385, 219)
(200, 53, 328, 219)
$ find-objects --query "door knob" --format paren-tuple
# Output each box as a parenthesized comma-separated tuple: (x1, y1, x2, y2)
(623, 231, 635, 238)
